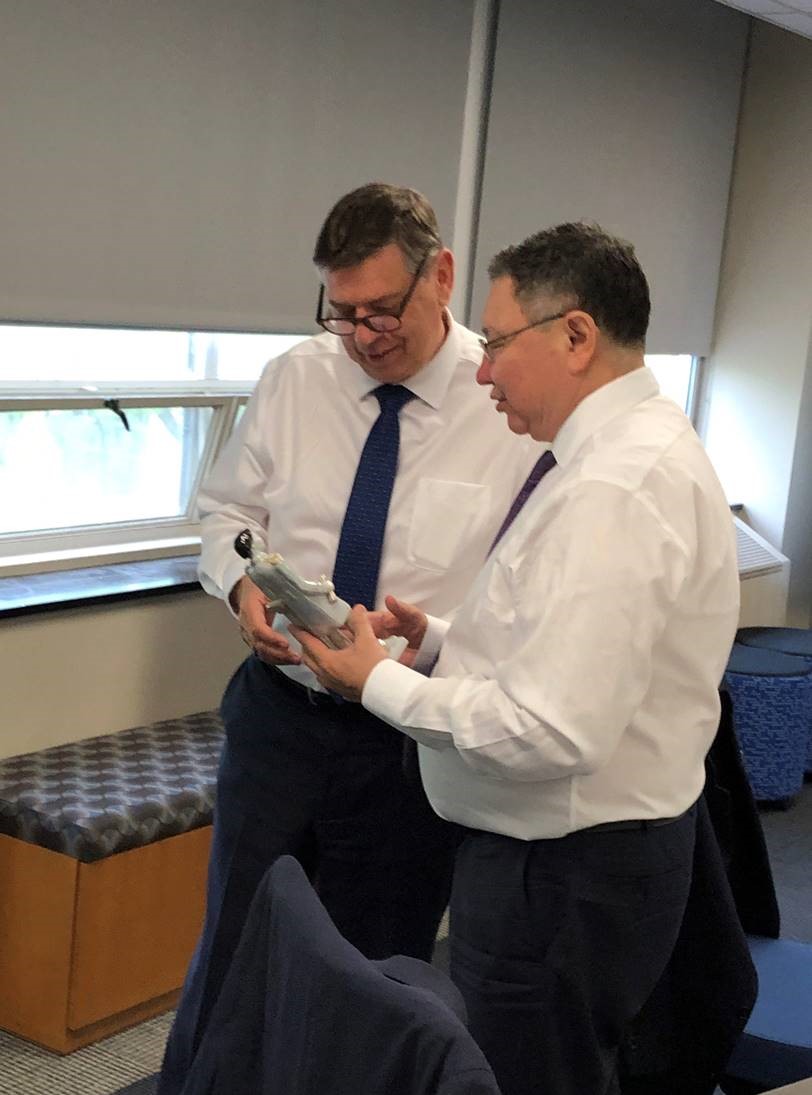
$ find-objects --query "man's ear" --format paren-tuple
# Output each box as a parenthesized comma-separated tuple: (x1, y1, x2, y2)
(563, 310, 598, 375)
(433, 248, 454, 306)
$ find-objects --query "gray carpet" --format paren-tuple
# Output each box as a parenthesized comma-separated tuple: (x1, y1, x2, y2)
(0, 1010, 173, 1095)
(759, 786, 812, 942)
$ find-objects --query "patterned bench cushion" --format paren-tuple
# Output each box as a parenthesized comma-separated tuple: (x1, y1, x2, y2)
(0, 711, 224, 863)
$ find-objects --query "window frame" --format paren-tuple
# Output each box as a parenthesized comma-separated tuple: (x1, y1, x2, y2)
(1, 356, 703, 578)
(0, 386, 249, 574)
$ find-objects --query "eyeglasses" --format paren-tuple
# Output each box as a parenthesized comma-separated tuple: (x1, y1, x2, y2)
(479, 310, 567, 360)
(316, 255, 428, 335)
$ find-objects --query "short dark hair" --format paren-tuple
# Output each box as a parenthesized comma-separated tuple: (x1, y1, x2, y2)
(488, 222, 651, 347)
(313, 182, 442, 273)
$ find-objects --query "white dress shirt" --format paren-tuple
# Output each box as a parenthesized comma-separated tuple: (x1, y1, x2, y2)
(363, 367, 740, 839)
(198, 318, 538, 689)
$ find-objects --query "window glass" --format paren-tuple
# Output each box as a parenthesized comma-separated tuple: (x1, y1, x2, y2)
(645, 354, 694, 412)
(202, 333, 308, 382)
(0, 405, 213, 535)
(0, 326, 308, 385)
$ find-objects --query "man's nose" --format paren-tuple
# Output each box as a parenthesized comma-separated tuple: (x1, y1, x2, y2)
(353, 320, 381, 348)
(476, 352, 492, 386)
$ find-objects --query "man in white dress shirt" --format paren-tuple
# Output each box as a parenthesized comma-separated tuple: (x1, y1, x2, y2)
(295, 222, 741, 1095)
(158, 183, 537, 1095)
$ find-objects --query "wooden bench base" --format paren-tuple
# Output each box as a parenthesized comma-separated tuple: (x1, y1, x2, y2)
(0, 826, 211, 1053)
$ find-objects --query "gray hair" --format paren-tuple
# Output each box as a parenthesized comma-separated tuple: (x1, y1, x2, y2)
(489, 222, 651, 347)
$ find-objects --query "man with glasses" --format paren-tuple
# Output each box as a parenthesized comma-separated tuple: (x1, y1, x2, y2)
(158, 182, 537, 1095)
(294, 222, 742, 1095)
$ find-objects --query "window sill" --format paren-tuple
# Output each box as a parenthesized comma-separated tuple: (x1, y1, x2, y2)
(0, 555, 202, 619)
(0, 536, 201, 577)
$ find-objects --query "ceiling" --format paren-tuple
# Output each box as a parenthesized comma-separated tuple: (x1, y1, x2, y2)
(714, 0, 812, 39)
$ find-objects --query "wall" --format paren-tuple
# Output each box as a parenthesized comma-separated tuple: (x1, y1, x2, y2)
(782, 344, 812, 623)
(702, 21, 812, 625)
(0, 592, 244, 759)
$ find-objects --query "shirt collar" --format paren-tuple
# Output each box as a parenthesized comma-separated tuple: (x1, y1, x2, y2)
(345, 310, 460, 411)
(552, 366, 660, 468)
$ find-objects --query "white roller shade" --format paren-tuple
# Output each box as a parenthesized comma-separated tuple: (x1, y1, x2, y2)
(471, 0, 749, 354)
(0, 0, 473, 333)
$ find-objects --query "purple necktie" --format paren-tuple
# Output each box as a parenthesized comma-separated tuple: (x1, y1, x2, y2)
(487, 448, 557, 555)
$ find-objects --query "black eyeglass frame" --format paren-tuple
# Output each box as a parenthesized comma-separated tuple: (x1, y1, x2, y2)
(479, 310, 567, 359)
(316, 254, 429, 335)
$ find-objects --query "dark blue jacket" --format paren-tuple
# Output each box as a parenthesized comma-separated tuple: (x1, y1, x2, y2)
(180, 855, 501, 1095)
(619, 689, 773, 1093)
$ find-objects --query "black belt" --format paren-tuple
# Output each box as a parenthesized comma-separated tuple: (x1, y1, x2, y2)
(583, 810, 690, 834)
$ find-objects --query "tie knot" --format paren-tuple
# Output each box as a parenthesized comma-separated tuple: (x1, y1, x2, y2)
(531, 448, 557, 482)
(374, 384, 416, 414)
(486, 447, 557, 556)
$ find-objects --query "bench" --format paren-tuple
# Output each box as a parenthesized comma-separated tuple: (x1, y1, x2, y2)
(0, 710, 223, 1053)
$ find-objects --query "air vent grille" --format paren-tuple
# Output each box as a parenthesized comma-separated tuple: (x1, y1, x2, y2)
(735, 518, 788, 578)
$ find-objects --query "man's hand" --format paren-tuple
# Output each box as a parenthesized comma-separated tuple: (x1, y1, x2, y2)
(291, 605, 387, 702)
(231, 576, 302, 666)
(367, 595, 428, 662)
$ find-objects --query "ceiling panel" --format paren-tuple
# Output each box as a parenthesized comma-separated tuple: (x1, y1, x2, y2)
(714, 0, 812, 37)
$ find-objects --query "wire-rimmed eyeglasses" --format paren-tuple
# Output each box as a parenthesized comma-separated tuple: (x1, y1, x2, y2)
(316, 255, 429, 335)
(479, 310, 567, 360)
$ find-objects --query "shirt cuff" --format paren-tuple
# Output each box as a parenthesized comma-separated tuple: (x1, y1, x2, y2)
(362, 658, 453, 747)
(412, 614, 450, 674)
(363, 658, 419, 723)
(220, 558, 249, 617)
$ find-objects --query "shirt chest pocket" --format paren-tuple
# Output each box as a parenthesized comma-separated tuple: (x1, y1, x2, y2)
(406, 478, 492, 573)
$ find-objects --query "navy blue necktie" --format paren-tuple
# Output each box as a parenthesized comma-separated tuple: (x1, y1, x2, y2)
(487, 448, 557, 555)
(332, 384, 417, 609)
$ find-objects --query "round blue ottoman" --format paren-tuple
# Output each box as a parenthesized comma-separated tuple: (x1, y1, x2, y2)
(722, 936, 812, 1091)
(724, 643, 812, 803)
(737, 628, 812, 771)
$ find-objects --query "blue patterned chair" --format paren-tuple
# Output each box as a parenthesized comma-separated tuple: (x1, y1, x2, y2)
(737, 627, 812, 773)
(0, 711, 224, 1053)
(723, 644, 812, 804)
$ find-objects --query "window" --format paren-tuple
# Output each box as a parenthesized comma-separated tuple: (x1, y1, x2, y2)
(645, 355, 698, 416)
(0, 325, 307, 573)
(0, 405, 214, 534)
(0, 326, 306, 387)
(1, 328, 701, 577)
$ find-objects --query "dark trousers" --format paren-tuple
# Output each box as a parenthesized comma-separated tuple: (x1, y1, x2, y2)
(158, 655, 458, 1095)
(449, 808, 697, 1095)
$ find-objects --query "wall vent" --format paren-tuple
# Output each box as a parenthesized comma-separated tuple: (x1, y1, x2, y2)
(734, 516, 790, 626)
